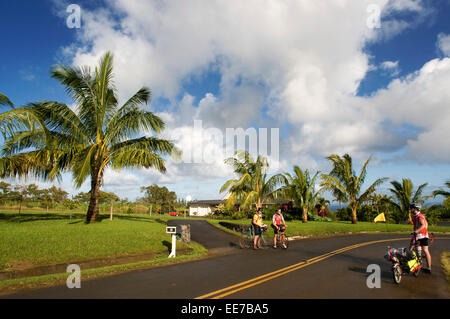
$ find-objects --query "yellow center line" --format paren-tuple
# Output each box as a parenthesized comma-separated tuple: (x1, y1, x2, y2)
(196, 237, 408, 299)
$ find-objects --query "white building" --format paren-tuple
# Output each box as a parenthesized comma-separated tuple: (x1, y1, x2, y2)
(188, 200, 225, 217)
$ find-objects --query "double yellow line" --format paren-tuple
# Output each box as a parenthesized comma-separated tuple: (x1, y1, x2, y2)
(196, 237, 407, 299)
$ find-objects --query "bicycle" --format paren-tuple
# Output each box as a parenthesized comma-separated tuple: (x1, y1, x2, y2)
(239, 225, 268, 249)
(410, 232, 434, 274)
(273, 226, 289, 249)
(385, 232, 434, 284)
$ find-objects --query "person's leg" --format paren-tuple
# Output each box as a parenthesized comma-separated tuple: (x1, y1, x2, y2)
(281, 233, 286, 248)
(254, 235, 259, 249)
(273, 228, 277, 247)
(423, 246, 432, 270)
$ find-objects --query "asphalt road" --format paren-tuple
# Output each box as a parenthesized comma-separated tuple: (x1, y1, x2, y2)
(2, 220, 450, 299)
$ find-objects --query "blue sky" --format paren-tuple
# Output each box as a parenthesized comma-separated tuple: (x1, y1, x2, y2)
(1, 0, 450, 204)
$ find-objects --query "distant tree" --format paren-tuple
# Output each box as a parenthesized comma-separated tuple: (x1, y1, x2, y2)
(141, 184, 177, 212)
(40, 189, 53, 211)
(433, 180, 450, 200)
(220, 151, 284, 209)
(280, 165, 322, 223)
(74, 190, 119, 204)
(10, 185, 27, 214)
(48, 185, 69, 203)
(320, 154, 387, 224)
(26, 183, 42, 202)
(387, 178, 429, 223)
(0, 181, 11, 204)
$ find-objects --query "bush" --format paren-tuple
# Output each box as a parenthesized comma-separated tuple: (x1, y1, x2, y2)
(232, 210, 251, 220)
(423, 205, 442, 226)
(335, 207, 351, 221)
(307, 212, 332, 222)
(442, 198, 450, 219)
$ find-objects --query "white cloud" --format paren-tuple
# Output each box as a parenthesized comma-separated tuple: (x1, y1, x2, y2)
(437, 33, 450, 56)
(374, 0, 434, 41)
(56, 0, 450, 200)
(380, 60, 400, 76)
(103, 168, 139, 188)
(370, 58, 450, 163)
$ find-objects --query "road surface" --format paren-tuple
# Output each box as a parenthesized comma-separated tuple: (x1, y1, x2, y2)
(2, 220, 449, 299)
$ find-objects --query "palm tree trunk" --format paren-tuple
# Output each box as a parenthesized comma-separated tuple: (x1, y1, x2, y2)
(302, 206, 308, 223)
(86, 171, 101, 223)
(351, 205, 358, 224)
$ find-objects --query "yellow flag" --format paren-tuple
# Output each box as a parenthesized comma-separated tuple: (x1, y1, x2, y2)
(374, 213, 386, 223)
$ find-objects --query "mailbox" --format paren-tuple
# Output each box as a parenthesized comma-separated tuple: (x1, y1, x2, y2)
(166, 226, 177, 234)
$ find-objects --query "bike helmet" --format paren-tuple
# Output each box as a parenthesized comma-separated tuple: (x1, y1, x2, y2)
(410, 203, 421, 210)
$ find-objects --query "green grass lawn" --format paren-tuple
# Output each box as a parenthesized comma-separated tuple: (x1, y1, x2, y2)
(442, 252, 450, 285)
(0, 210, 192, 271)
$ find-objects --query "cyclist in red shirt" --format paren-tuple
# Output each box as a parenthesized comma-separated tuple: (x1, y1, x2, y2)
(409, 203, 432, 274)
(271, 209, 287, 248)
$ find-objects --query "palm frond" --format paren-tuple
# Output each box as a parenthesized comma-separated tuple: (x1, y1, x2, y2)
(0, 93, 13, 108)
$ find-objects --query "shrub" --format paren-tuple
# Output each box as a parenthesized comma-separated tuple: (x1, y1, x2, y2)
(423, 205, 442, 226)
(335, 207, 352, 221)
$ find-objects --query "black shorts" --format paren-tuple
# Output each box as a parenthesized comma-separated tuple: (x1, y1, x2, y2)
(253, 225, 262, 236)
(272, 224, 285, 234)
(417, 238, 429, 247)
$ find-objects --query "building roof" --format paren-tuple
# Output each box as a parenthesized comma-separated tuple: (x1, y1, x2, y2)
(189, 198, 291, 207)
(189, 199, 225, 206)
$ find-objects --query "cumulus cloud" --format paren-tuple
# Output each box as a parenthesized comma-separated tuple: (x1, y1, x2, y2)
(437, 33, 450, 56)
(380, 60, 400, 76)
(370, 57, 450, 163)
(56, 0, 449, 196)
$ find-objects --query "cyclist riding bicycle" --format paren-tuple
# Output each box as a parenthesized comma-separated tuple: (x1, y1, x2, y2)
(271, 209, 287, 249)
(409, 203, 432, 274)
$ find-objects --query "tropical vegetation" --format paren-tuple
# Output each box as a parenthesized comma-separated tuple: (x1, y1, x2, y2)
(0, 52, 180, 223)
(433, 180, 450, 200)
(0, 93, 13, 108)
(220, 150, 284, 209)
(320, 154, 388, 224)
(386, 178, 429, 223)
(280, 165, 321, 223)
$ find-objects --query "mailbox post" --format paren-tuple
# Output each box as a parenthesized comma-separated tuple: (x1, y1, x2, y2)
(166, 226, 177, 258)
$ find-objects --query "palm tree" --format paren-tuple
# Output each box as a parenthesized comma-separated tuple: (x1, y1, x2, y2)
(281, 165, 321, 223)
(432, 180, 450, 200)
(0, 93, 13, 108)
(0, 52, 180, 223)
(388, 178, 429, 223)
(320, 154, 387, 224)
(315, 196, 331, 217)
(220, 150, 284, 209)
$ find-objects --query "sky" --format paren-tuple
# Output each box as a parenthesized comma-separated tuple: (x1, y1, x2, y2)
(0, 0, 449, 204)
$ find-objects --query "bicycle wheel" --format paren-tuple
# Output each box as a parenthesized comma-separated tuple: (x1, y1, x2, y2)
(283, 235, 289, 249)
(259, 234, 269, 249)
(239, 232, 253, 249)
(393, 264, 402, 284)
(280, 234, 289, 249)
(413, 265, 422, 277)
